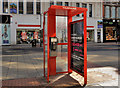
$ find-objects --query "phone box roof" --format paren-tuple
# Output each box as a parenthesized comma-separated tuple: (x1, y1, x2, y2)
(48, 5, 87, 17)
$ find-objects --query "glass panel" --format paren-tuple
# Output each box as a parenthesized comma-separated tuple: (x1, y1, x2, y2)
(56, 16, 68, 73)
(56, 45, 68, 72)
(111, 7, 115, 18)
(56, 2, 62, 6)
(82, 3, 87, 17)
(19, 2, 23, 14)
(3, 2, 8, 13)
(105, 6, 110, 18)
(27, 2, 33, 14)
(50, 1, 54, 6)
(36, 2, 40, 14)
(65, 2, 69, 6)
(89, 4, 92, 17)
(76, 3, 80, 17)
(44, 13, 48, 76)
(56, 16, 68, 43)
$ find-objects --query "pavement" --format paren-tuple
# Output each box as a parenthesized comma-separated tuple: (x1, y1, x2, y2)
(0, 42, 119, 88)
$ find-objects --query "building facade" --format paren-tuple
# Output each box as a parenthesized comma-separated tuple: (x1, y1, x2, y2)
(103, 2, 120, 42)
(0, 0, 103, 45)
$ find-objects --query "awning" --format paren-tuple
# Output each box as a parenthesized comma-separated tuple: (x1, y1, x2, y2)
(17, 24, 41, 30)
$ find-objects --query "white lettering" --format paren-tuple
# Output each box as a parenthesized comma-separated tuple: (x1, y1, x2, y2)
(63, 7, 77, 10)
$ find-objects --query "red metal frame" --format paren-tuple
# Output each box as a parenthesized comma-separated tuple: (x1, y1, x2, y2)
(43, 5, 87, 84)
(83, 11, 87, 85)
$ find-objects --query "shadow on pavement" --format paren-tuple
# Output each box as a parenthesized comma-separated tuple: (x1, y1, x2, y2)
(2, 74, 83, 88)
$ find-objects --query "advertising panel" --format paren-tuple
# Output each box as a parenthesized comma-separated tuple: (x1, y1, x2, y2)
(70, 20, 84, 76)
(2, 24, 10, 44)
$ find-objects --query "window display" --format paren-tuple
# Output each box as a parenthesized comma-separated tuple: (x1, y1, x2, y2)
(16, 29, 40, 44)
(106, 27, 116, 40)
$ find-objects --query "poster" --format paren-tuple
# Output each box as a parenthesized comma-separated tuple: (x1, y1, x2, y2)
(34, 32, 38, 39)
(98, 20, 103, 28)
(21, 31, 27, 41)
(70, 20, 84, 76)
(2, 24, 10, 44)
(10, 3, 17, 14)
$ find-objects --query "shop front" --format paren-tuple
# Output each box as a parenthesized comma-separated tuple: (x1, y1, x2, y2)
(16, 29, 41, 44)
(103, 19, 120, 42)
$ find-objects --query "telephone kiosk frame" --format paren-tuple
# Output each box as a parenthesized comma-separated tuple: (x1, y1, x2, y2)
(43, 5, 87, 85)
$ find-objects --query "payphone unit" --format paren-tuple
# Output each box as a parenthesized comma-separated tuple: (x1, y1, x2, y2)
(49, 37, 58, 56)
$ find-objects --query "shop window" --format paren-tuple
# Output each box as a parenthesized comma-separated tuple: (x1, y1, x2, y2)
(76, 3, 80, 17)
(89, 4, 92, 17)
(65, 2, 69, 6)
(3, 2, 8, 13)
(56, 2, 62, 6)
(36, 2, 40, 14)
(16, 30, 40, 44)
(105, 6, 110, 18)
(106, 27, 116, 40)
(19, 2, 23, 14)
(111, 7, 115, 18)
(27, 2, 33, 14)
(50, 1, 54, 6)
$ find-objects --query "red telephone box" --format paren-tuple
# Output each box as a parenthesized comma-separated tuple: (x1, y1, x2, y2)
(43, 5, 87, 85)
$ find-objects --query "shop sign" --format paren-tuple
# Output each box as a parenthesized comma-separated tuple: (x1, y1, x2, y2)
(10, 3, 17, 14)
(98, 21, 103, 28)
(2, 24, 10, 44)
(70, 20, 84, 75)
